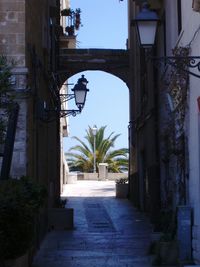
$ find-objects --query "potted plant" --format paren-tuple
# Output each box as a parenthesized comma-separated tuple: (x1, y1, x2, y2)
(0, 176, 47, 267)
(65, 25, 75, 36)
(48, 197, 74, 230)
(61, 8, 72, 16)
(115, 177, 129, 198)
(151, 210, 179, 266)
(156, 233, 179, 265)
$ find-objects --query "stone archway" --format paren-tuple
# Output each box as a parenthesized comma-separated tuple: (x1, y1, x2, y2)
(57, 48, 131, 195)
(57, 49, 130, 88)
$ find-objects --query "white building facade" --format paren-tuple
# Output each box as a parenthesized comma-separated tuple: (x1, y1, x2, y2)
(181, 0, 200, 262)
(129, 0, 200, 263)
(156, 0, 200, 262)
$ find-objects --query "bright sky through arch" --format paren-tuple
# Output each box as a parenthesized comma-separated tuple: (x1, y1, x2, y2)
(63, 0, 129, 152)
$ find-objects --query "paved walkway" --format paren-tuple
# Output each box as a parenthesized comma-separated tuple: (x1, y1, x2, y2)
(32, 181, 154, 267)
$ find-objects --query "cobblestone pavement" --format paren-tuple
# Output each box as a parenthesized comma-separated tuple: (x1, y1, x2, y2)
(31, 181, 170, 267)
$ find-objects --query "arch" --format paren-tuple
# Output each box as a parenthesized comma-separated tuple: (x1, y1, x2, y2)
(63, 70, 129, 153)
(58, 49, 130, 87)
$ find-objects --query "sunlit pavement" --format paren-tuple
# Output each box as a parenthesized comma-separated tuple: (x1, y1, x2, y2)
(32, 180, 174, 267)
(62, 180, 116, 197)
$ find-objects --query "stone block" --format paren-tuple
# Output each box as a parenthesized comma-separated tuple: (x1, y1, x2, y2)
(19, 151, 26, 165)
(177, 206, 192, 261)
(0, 34, 16, 45)
(67, 173, 77, 184)
(192, 239, 198, 250)
(193, 250, 200, 264)
(0, 23, 25, 35)
(0, 12, 7, 22)
(17, 12, 25, 23)
(48, 208, 74, 230)
(16, 33, 25, 44)
(14, 141, 25, 150)
(0, 2, 25, 13)
(6, 11, 18, 22)
(192, 225, 200, 240)
(99, 163, 108, 180)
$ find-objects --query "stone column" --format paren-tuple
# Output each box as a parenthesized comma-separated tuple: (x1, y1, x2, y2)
(10, 68, 29, 178)
(98, 163, 108, 180)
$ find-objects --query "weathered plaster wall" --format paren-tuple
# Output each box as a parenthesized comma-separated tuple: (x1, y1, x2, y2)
(176, 0, 200, 263)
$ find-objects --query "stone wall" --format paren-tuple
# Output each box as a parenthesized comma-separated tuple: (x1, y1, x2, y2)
(0, 0, 25, 66)
(67, 172, 128, 182)
(0, 0, 61, 202)
(0, 0, 27, 178)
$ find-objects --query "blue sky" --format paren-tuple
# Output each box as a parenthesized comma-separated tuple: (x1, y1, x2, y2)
(63, 0, 129, 152)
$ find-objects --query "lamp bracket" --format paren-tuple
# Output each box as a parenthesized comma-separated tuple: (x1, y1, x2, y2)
(59, 93, 74, 103)
(44, 74, 89, 120)
(39, 107, 81, 122)
(151, 56, 200, 79)
(60, 109, 81, 117)
(45, 105, 82, 118)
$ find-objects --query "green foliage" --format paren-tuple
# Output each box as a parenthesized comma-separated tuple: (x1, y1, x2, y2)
(54, 196, 67, 208)
(0, 55, 14, 144)
(0, 55, 13, 104)
(65, 125, 129, 173)
(0, 176, 47, 260)
(0, 119, 6, 145)
(115, 177, 128, 184)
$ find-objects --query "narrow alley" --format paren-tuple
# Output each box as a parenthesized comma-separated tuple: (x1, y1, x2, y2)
(32, 181, 154, 267)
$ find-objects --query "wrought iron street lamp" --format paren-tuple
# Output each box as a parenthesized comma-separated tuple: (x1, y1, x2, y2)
(42, 75, 89, 120)
(134, 2, 159, 48)
(60, 74, 89, 117)
(92, 125, 97, 173)
(132, 2, 200, 79)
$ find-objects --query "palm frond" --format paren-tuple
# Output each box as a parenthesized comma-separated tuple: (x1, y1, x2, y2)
(65, 125, 129, 173)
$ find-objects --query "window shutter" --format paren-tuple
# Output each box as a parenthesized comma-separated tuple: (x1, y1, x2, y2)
(193, 0, 200, 12)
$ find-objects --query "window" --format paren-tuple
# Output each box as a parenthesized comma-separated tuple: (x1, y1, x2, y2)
(177, 0, 182, 34)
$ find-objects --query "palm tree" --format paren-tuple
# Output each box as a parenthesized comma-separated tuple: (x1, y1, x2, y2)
(65, 126, 128, 173)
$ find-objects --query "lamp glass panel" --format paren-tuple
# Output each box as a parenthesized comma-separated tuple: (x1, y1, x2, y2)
(74, 90, 86, 106)
(92, 127, 97, 135)
(138, 21, 157, 46)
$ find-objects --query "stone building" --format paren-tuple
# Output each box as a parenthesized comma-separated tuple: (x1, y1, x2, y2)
(128, 0, 162, 224)
(0, 0, 70, 244)
(0, 0, 83, 231)
(2, 0, 200, 263)
(128, 0, 200, 263)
